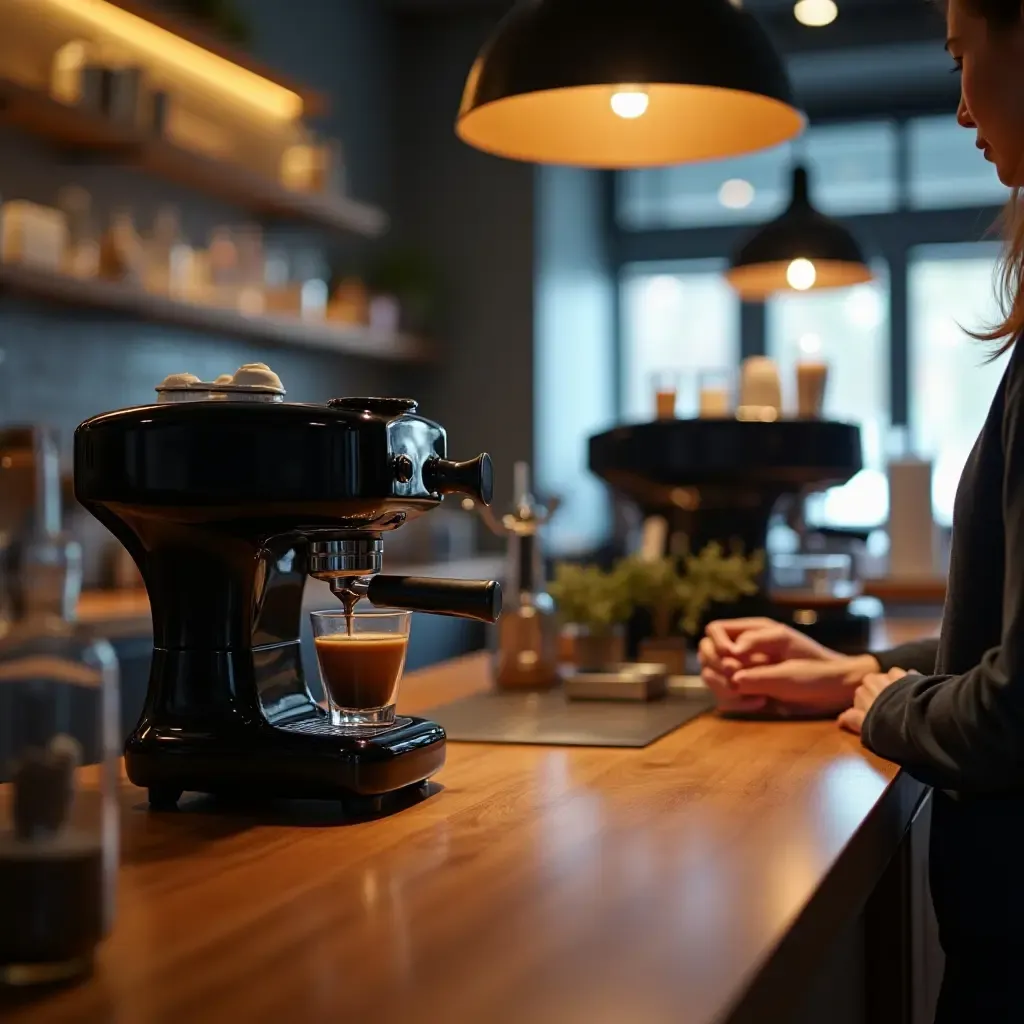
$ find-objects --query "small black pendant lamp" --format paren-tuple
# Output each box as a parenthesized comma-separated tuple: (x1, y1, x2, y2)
(456, 0, 805, 168)
(727, 165, 874, 299)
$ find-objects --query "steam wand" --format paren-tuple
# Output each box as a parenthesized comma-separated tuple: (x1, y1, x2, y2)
(461, 461, 561, 541)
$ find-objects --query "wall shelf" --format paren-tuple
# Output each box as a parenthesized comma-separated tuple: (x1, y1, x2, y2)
(103, 0, 328, 116)
(0, 77, 389, 238)
(0, 263, 433, 363)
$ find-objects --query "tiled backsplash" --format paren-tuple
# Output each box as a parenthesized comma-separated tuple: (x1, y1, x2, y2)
(0, 295, 404, 450)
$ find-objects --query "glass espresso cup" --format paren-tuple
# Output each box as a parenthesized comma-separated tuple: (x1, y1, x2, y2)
(310, 610, 411, 729)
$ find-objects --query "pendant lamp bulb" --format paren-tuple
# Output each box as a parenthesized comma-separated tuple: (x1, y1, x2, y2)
(610, 86, 650, 119)
(787, 258, 817, 291)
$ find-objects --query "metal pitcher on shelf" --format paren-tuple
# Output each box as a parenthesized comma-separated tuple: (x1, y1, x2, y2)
(464, 462, 560, 690)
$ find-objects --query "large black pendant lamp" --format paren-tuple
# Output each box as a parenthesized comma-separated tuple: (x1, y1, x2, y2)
(456, 0, 805, 168)
(727, 166, 874, 299)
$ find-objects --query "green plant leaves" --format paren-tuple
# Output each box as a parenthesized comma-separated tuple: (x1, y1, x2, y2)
(550, 540, 764, 637)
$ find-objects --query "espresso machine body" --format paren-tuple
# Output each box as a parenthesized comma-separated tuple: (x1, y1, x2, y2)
(75, 382, 500, 811)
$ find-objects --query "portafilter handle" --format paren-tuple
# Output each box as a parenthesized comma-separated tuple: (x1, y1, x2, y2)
(330, 575, 502, 623)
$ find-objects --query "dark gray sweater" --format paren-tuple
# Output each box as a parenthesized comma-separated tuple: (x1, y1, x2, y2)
(861, 342, 1024, 955)
(863, 339, 1024, 794)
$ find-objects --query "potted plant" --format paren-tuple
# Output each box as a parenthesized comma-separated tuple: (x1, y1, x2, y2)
(548, 562, 633, 671)
(173, 0, 251, 44)
(622, 555, 691, 675)
(624, 542, 765, 674)
(365, 248, 440, 335)
(677, 539, 765, 634)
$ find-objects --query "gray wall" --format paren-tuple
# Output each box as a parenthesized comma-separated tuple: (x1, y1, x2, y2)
(535, 167, 615, 554)
(393, 10, 535, 520)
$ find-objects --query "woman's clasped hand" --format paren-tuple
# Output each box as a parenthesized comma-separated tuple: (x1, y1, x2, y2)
(698, 618, 908, 730)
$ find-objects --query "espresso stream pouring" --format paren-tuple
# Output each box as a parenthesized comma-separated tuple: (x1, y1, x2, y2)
(73, 366, 502, 813)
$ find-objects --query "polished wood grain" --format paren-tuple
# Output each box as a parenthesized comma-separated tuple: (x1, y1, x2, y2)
(5, 644, 933, 1024)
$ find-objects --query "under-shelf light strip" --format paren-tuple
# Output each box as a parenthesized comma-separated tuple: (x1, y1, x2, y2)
(38, 0, 303, 121)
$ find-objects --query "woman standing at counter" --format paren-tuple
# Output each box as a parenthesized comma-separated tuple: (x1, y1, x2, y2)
(701, 2, 1024, 1020)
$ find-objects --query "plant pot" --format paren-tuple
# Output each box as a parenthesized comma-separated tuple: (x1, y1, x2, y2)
(563, 625, 626, 671)
(638, 635, 688, 676)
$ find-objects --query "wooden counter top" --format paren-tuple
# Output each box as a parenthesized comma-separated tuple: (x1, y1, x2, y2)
(6, 638, 931, 1024)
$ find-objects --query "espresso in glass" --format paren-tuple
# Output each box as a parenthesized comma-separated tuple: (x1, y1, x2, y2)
(310, 610, 411, 728)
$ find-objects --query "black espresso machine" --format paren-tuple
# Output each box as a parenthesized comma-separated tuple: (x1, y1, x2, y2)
(74, 366, 502, 811)
(589, 417, 873, 652)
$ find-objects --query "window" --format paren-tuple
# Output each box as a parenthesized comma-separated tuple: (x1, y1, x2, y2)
(617, 121, 898, 230)
(908, 115, 1009, 210)
(620, 261, 739, 422)
(908, 243, 1007, 525)
(800, 121, 900, 217)
(618, 147, 793, 230)
(767, 267, 891, 528)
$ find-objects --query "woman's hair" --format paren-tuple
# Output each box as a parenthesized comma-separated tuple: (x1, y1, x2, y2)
(955, 0, 1024, 354)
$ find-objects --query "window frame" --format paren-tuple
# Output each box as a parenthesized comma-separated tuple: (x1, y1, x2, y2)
(607, 113, 1006, 429)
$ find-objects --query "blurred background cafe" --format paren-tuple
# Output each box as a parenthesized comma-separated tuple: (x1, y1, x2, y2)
(0, 0, 996, 718)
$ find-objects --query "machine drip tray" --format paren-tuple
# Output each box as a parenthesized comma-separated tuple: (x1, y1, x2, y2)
(277, 717, 414, 738)
(421, 689, 714, 748)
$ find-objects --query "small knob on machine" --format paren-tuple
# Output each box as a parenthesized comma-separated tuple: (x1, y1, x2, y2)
(423, 454, 493, 505)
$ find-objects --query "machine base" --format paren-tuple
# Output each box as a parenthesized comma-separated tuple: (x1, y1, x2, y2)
(125, 713, 446, 809)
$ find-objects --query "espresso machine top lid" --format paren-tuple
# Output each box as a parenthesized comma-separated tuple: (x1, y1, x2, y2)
(74, 364, 494, 514)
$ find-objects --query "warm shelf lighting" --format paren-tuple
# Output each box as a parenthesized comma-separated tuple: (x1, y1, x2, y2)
(38, 0, 303, 120)
(794, 0, 838, 28)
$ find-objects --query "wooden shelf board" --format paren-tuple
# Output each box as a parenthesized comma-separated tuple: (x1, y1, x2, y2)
(0, 263, 433, 362)
(104, 0, 328, 115)
(0, 78, 388, 238)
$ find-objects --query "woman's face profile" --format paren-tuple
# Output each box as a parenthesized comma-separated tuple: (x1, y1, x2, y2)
(947, 0, 1024, 187)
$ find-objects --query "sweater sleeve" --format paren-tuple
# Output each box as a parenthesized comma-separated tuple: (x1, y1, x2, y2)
(871, 638, 939, 676)
(861, 367, 1024, 793)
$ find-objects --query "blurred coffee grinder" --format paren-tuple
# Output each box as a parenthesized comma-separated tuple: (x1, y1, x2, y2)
(464, 462, 560, 690)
